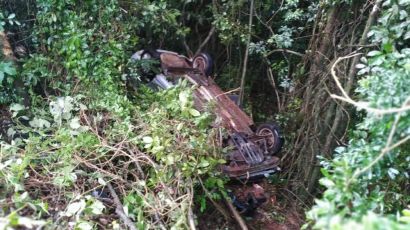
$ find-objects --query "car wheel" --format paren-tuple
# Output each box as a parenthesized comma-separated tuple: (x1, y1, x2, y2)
(192, 53, 213, 76)
(256, 122, 283, 154)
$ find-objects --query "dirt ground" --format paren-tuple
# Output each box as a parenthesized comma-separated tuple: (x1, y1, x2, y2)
(197, 179, 305, 230)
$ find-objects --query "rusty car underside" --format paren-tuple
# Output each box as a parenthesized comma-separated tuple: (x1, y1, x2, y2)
(131, 49, 284, 214)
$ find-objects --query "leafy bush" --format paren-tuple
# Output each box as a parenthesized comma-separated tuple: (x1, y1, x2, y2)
(0, 12, 19, 105)
(1, 1, 225, 229)
(307, 1, 410, 228)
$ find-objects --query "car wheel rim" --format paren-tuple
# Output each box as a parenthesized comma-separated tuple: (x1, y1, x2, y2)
(258, 128, 277, 149)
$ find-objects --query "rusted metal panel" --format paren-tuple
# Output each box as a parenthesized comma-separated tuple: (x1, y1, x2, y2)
(190, 77, 254, 135)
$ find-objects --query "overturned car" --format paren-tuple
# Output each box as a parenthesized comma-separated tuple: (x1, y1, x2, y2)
(131, 49, 283, 213)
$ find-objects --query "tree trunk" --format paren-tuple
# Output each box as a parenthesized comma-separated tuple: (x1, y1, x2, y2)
(285, 1, 381, 197)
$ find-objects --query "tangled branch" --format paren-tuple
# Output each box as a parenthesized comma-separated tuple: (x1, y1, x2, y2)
(331, 54, 410, 184)
(330, 54, 410, 115)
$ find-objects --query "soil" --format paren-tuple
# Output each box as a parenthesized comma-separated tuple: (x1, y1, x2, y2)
(197, 180, 305, 230)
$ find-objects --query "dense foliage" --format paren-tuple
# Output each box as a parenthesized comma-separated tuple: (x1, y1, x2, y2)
(0, 12, 18, 104)
(308, 0, 410, 228)
(1, 0, 410, 229)
(1, 1, 224, 229)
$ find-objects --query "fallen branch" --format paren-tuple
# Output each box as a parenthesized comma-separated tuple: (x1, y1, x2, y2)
(215, 87, 240, 98)
(107, 183, 138, 230)
(74, 154, 127, 183)
(225, 198, 248, 230)
(188, 179, 197, 230)
(198, 178, 231, 221)
(188, 205, 196, 230)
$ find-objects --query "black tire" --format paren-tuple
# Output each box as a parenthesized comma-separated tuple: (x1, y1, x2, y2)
(192, 52, 213, 76)
(256, 122, 283, 154)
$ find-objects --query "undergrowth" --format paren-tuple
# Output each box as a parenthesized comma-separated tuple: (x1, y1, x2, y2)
(1, 1, 226, 229)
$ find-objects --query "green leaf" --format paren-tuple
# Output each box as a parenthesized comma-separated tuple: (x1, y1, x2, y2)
(367, 50, 382, 57)
(88, 200, 105, 215)
(198, 159, 210, 168)
(398, 0, 410, 6)
(0, 62, 17, 78)
(319, 178, 335, 188)
(29, 117, 51, 129)
(382, 43, 393, 53)
(69, 117, 81, 129)
(76, 221, 93, 230)
(142, 136, 153, 144)
(320, 168, 330, 178)
(189, 108, 200, 117)
(404, 31, 410, 40)
(64, 200, 86, 217)
(200, 196, 207, 212)
(10, 104, 25, 112)
(355, 64, 366, 69)
(3, 63, 16, 75)
(97, 177, 106, 186)
(403, 209, 410, 217)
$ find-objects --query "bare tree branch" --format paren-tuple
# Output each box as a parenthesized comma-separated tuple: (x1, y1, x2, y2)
(265, 48, 304, 57)
(195, 26, 216, 56)
(107, 183, 138, 230)
(330, 54, 410, 115)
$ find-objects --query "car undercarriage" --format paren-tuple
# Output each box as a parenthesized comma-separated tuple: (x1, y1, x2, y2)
(131, 49, 284, 214)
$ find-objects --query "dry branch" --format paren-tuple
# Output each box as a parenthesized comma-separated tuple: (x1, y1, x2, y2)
(107, 183, 138, 230)
(265, 48, 304, 57)
(225, 199, 248, 230)
(195, 26, 216, 56)
(330, 54, 410, 115)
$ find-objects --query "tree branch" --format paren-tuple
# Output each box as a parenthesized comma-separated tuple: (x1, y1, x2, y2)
(195, 26, 215, 56)
(225, 199, 249, 230)
(265, 48, 304, 57)
(107, 183, 138, 230)
(330, 54, 410, 115)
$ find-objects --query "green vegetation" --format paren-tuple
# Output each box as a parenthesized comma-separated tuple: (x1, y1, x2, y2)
(1, 0, 410, 229)
(1, 1, 223, 229)
(307, 1, 410, 228)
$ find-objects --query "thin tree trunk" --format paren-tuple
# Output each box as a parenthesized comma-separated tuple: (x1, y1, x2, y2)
(238, 0, 254, 107)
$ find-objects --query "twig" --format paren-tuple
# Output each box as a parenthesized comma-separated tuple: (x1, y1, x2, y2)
(74, 155, 127, 183)
(107, 183, 138, 230)
(225, 198, 248, 230)
(330, 94, 410, 114)
(348, 135, 410, 184)
(345, 0, 382, 95)
(266, 0, 284, 23)
(267, 68, 282, 111)
(346, 97, 410, 185)
(265, 48, 304, 57)
(215, 87, 241, 98)
(330, 54, 410, 115)
(198, 178, 231, 221)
